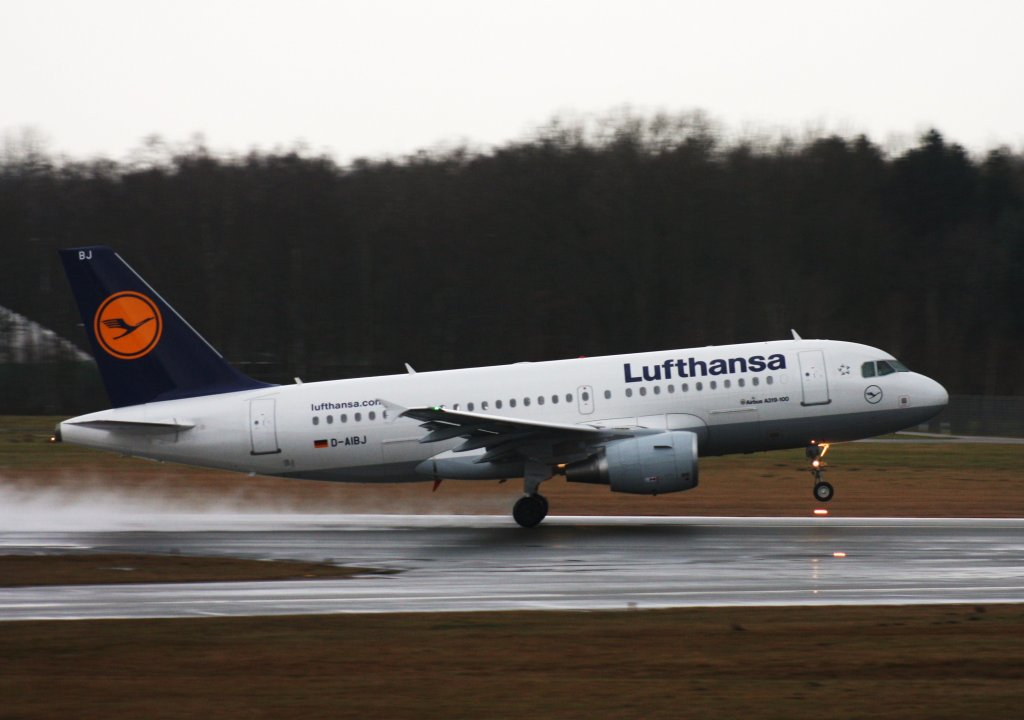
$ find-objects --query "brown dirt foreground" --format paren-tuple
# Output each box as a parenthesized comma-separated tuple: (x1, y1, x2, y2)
(2, 605, 1023, 720)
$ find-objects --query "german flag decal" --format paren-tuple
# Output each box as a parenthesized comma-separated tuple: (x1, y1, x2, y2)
(313, 439, 328, 449)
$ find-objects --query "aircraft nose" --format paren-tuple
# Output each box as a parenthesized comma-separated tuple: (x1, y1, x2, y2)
(920, 374, 949, 408)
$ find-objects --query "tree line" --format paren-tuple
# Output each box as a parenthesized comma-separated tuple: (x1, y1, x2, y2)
(2, 114, 1023, 412)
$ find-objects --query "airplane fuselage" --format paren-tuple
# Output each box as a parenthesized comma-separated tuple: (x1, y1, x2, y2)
(60, 338, 948, 484)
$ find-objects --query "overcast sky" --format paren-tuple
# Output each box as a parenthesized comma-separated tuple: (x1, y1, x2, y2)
(3, 0, 1023, 161)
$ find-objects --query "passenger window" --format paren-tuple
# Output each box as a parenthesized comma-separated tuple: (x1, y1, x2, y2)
(861, 362, 876, 378)
(538, 396, 545, 405)
(312, 416, 319, 426)
(552, 395, 559, 404)
(625, 388, 633, 398)
(752, 377, 759, 387)
(326, 415, 334, 424)
(496, 400, 503, 409)
(681, 383, 689, 392)
(581, 391, 590, 401)
(696, 382, 703, 391)
(566, 393, 573, 403)
(654, 386, 661, 395)
(710, 381, 717, 390)
(510, 399, 517, 408)
(604, 390, 612, 399)
(767, 376, 774, 385)
(481, 401, 489, 410)
(667, 384, 675, 393)
(738, 378, 745, 387)
(523, 397, 531, 407)
(639, 387, 647, 397)
(354, 412, 362, 422)
(341, 414, 347, 423)
(724, 379, 731, 389)
(369, 411, 376, 421)
(467, 403, 475, 411)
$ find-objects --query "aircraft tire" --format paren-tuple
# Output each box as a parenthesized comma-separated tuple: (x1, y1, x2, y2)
(513, 494, 548, 528)
(813, 481, 834, 502)
(538, 494, 549, 516)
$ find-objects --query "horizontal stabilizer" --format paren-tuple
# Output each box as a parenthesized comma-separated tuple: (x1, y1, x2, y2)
(66, 418, 195, 431)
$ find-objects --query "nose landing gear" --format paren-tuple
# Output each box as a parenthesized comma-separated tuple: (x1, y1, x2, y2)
(806, 442, 834, 502)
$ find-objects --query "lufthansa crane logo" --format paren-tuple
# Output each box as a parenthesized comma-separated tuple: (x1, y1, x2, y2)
(93, 291, 163, 359)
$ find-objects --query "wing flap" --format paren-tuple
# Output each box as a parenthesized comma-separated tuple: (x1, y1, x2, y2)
(421, 423, 491, 443)
(453, 430, 536, 454)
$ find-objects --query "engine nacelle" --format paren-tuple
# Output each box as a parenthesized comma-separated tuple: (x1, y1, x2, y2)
(565, 431, 699, 495)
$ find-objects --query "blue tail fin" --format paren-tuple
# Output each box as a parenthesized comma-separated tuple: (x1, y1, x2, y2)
(60, 246, 272, 408)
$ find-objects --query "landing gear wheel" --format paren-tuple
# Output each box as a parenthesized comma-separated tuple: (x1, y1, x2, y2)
(537, 494, 549, 516)
(814, 481, 834, 502)
(513, 494, 548, 528)
(806, 443, 833, 503)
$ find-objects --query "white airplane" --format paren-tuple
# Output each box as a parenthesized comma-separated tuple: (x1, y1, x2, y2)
(55, 246, 948, 526)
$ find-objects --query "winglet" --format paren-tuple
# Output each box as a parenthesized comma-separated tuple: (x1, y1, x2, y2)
(404, 363, 417, 374)
(791, 329, 802, 340)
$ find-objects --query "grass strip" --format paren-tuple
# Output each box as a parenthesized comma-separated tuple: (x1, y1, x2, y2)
(0, 554, 368, 587)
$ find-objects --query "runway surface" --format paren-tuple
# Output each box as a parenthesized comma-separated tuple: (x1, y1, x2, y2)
(2, 515, 1024, 620)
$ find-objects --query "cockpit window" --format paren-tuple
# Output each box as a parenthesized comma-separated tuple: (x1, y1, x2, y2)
(862, 359, 910, 378)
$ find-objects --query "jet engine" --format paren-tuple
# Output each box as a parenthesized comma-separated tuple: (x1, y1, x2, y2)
(565, 431, 699, 495)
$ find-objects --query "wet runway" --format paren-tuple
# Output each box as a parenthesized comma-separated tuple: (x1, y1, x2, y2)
(2, 515, 1024, 620)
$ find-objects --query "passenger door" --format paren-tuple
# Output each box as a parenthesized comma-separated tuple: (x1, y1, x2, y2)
(249, 398, 281, 455)
(798, 350, 831, 406)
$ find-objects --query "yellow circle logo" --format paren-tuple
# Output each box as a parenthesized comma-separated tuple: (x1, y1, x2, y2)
(93, 291, 163, 359)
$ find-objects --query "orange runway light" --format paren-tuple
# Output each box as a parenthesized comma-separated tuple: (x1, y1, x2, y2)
(813, 508, 829, 516)
(832, 551, 847, 558)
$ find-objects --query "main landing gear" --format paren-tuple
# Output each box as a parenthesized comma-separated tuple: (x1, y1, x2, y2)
(806, 442, 834, 502)
(513, 462, 552, 528)
(513, 493, 549, 528)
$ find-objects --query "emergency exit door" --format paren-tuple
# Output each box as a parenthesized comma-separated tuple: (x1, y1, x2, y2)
(577, 385, 595, 414)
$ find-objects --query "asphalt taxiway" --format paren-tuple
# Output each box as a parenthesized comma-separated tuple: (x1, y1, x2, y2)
(2, 514, 1023, 620)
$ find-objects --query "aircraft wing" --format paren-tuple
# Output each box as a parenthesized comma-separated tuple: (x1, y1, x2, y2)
(382, 401, 638, 465)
